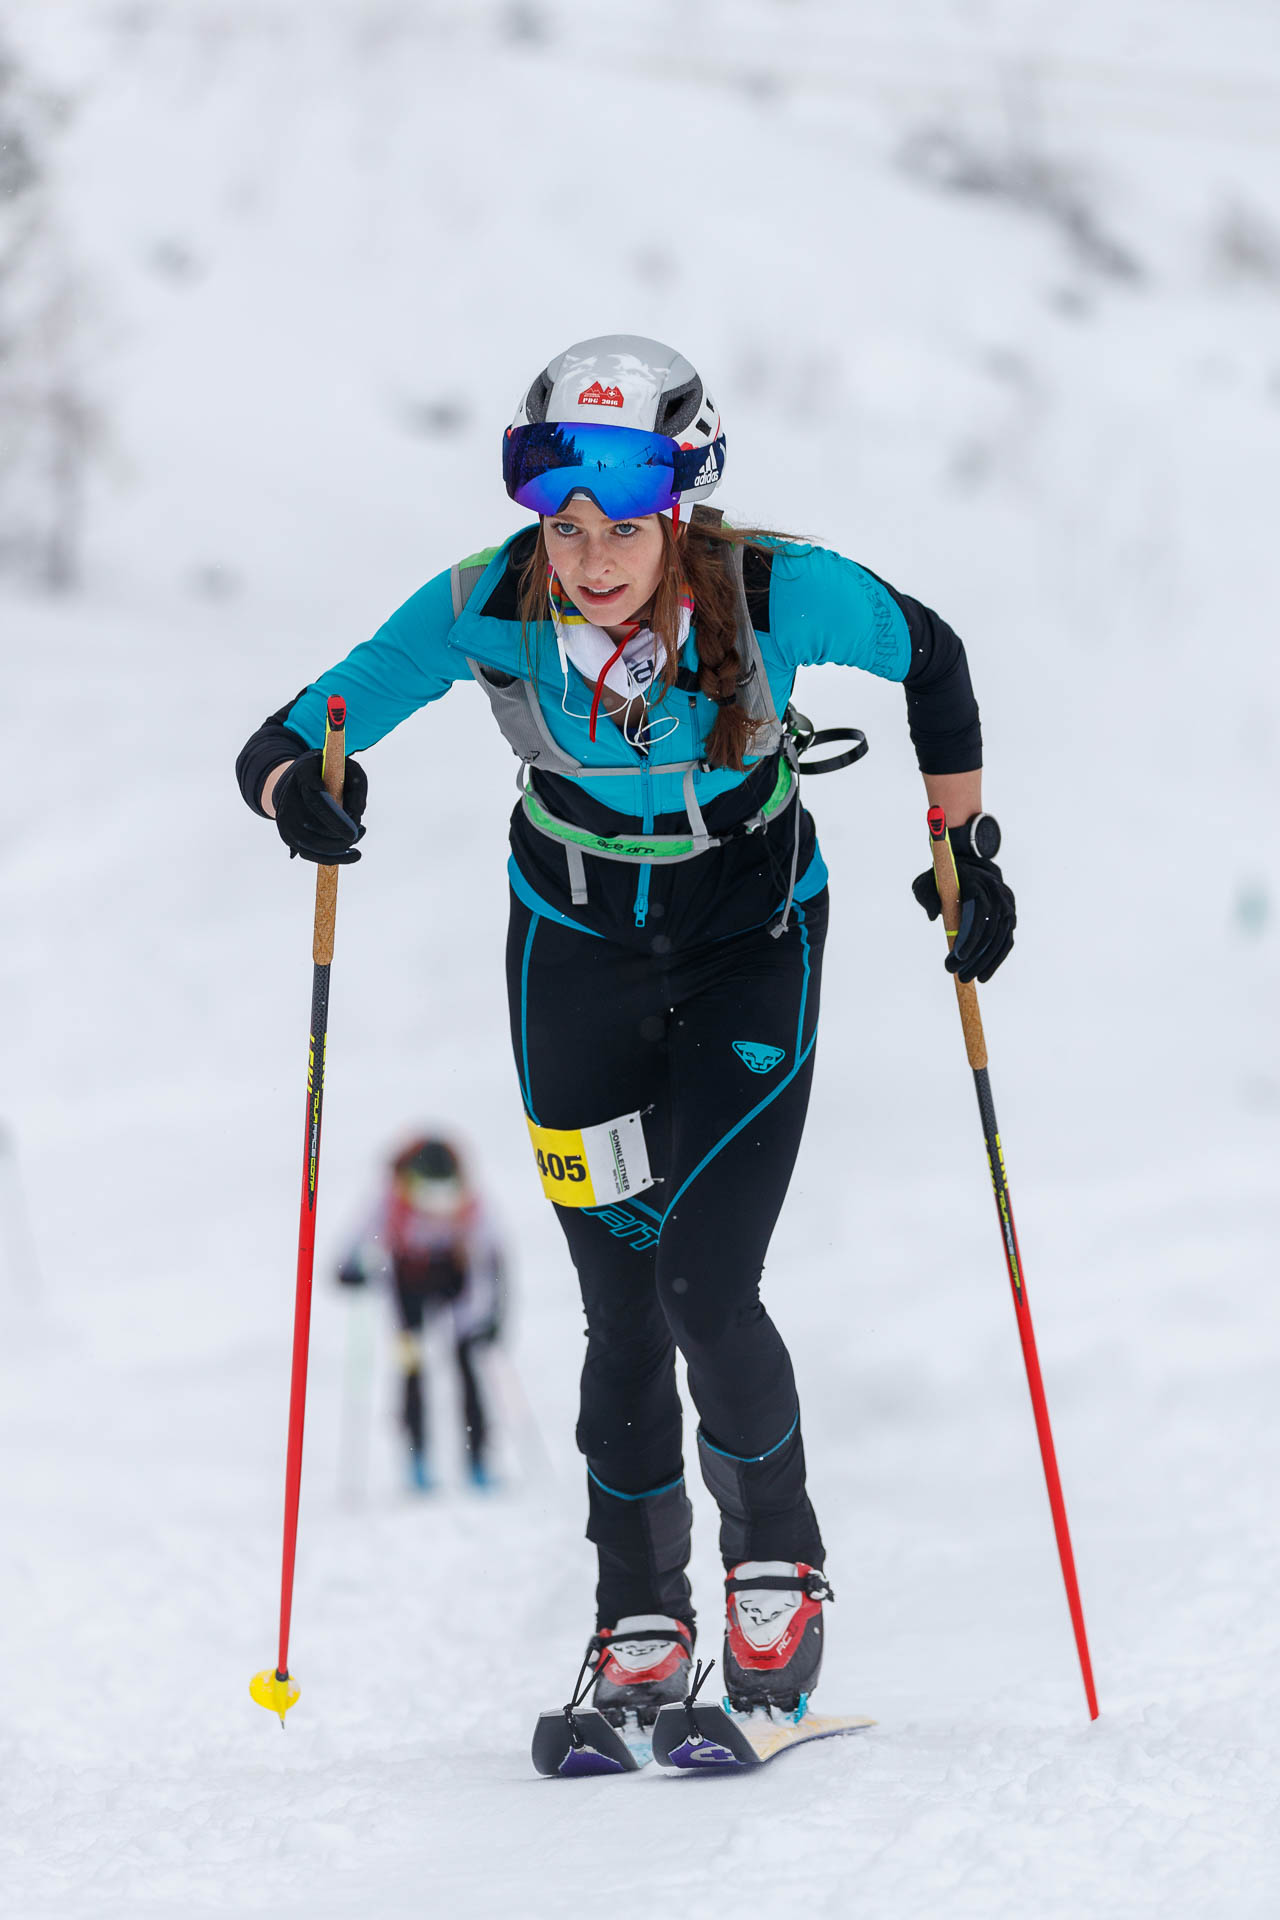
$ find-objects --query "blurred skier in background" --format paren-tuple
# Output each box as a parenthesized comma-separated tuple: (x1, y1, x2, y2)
(238, 334, 1014, 1739)
(338, 1135, 504, 1491)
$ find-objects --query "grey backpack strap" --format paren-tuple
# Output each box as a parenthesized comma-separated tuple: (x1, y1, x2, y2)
(466, 658, 592, 777)
(450, 559, 489, 620)
(564, 843, 588, 906)
(770, 743, 804, 939)
(681, 768, 712, 856)
(727, 547, 783, 756)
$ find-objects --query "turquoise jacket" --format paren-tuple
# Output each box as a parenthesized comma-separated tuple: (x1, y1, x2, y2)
(280, 533, 913, 821)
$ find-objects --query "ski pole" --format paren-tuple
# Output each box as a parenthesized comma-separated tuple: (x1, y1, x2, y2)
(251, 695, 348, 1726)
(337, 1285, 377, 1507)
(486, 1344, 557, 1486)
(927, 806, 1099, 1721)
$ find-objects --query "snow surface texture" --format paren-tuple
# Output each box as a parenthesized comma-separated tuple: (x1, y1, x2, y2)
(2, 3, 1278, 1915)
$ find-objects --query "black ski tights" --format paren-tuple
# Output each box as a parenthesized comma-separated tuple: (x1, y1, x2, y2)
(507, 889, 828, 1629)
(394, 1279, 489, 1468)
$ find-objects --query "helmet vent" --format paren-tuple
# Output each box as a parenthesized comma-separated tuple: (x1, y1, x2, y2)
(524, 369, 554, 424)
(654, 375, 703, 440)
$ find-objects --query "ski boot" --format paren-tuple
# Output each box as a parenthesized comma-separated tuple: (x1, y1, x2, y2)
(406, 1446, 433, 1493)
(722, 1561, 832, 1716)
(590, 1615, 694, 1731)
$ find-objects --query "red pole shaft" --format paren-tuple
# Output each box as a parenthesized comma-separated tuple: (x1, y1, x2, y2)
(974, 1073, 1099, 1720)
(928, 806, 1098, 1719)
(275, 966, 330, 1677)
(272, 695, 346, 1683)
(1010, 1273, 1099, 1719)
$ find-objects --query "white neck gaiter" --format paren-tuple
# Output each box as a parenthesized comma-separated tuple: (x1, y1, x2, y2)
(547, 570, 692, 739)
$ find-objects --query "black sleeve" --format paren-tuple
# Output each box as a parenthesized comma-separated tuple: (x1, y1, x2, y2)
(235, 691, 311, 816)
(895, 588, 983, 775)
(863, 571, 983, 775)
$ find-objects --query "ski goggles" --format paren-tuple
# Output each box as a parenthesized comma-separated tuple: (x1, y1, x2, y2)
(396, 1171, 464, 1214)
(502, 421, 726, 520)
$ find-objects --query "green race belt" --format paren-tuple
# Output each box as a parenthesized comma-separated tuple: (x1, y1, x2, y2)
(522, 754, 795, 863)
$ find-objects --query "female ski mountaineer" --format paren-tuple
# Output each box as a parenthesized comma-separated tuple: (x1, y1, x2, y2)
(236, 334, 1015, 1732)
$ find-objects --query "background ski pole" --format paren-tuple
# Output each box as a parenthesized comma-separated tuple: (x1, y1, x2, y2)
(486, 1345, 556, 1486)
(927, 806, 1099, 1721)
(251, 695, 348, 1725)
(337, 1285, 376, 1507)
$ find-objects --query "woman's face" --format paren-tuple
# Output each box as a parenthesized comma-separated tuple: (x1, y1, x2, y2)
(542, 499, 667, 629)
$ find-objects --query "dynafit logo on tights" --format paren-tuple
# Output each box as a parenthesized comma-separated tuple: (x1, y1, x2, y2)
(578, 381, 624, 408)
(733, 1041, 786, 1075)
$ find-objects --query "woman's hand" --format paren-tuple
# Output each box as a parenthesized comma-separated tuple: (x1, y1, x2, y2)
(269, 751, 368, 864)
(912, 817, 1016, 983)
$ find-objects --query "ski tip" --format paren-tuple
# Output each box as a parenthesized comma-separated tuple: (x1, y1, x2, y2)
(531, 1708, 643, 1778)
(250, 1667, 301, 1724)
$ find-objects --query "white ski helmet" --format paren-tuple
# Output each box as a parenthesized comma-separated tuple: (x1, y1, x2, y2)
(504, 333, 725, 521)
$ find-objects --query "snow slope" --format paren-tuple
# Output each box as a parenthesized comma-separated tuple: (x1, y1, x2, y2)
(2, 3, 1278, 1915)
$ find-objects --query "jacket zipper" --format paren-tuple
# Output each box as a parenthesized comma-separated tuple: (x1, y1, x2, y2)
(634, 758, 654, 928)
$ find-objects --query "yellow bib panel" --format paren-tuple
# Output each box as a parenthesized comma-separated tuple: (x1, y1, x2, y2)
(526, 1111, 655, 1210)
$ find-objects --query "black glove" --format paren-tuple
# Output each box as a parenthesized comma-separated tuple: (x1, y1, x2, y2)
(337, 1259, 367, 1289)
(911, 818, 1016, 983)
(272, 751, 367, 864)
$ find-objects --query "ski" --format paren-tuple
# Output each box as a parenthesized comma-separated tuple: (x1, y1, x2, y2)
(652, 1700, 873, 1772)
(531, 1707, 653, 1778)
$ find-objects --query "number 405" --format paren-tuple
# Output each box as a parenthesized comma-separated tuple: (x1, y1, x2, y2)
(536, 1149, 586, 1183)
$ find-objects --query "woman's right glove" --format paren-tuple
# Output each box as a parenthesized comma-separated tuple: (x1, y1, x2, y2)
(272, 750, 368, 864)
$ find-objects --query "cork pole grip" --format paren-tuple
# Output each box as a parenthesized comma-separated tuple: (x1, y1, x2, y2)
(312, 697, 347, 965)
(927, 806, 988, 1071)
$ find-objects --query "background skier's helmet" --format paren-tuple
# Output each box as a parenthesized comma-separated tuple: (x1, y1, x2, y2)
(392, 1136, 467, 1216)
(503, 334, 725, 522)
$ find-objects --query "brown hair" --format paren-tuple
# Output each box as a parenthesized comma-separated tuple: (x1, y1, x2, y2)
(518, 511, 798, 771)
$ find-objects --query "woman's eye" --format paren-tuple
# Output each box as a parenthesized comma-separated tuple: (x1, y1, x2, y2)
(551, 522, 578, 538)
(612, 523, 637, 537)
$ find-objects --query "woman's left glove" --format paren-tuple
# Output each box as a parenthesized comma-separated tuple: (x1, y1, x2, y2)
(273, 751, 368, 864)
(911, 815, 1015, 983)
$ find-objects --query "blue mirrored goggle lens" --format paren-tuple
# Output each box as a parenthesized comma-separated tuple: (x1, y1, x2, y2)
(503, 422, 723, 518)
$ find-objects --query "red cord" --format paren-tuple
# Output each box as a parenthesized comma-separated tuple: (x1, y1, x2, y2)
(587, 628, 643, 741)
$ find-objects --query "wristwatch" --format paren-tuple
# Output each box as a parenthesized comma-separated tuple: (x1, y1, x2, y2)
(953, 812, 1001, 861)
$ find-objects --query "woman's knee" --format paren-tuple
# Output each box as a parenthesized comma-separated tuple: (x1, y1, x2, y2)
(657, 1269, 765, 1351)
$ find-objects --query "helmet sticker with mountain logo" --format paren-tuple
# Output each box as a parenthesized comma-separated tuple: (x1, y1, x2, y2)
(733, 1041, 786, 1075)
(578, 381, 624, 408)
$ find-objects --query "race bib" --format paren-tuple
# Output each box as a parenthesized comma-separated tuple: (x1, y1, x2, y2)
(526, 1111, 654, 1209)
